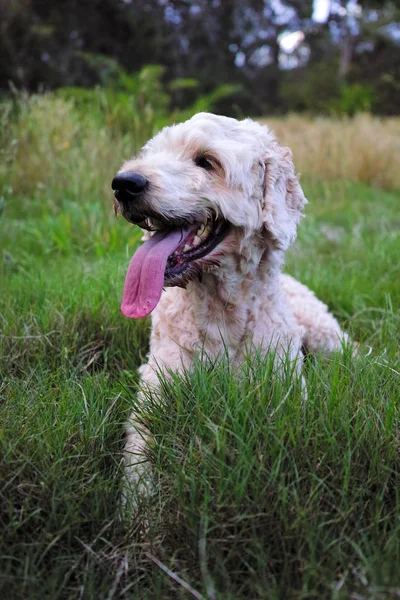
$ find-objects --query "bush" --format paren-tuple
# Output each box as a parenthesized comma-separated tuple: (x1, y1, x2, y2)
(0, 65, 238, 203)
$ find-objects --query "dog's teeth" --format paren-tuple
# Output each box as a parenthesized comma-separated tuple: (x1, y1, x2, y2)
(197, 224, 205, 236)
(183, 244, 191, 252)
(193, 236, 201, 246)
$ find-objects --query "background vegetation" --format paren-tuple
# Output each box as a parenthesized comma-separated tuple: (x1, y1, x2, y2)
(1, 0, 400, 116)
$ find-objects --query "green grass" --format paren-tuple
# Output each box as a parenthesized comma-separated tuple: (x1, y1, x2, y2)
(1, 97, 400, 599)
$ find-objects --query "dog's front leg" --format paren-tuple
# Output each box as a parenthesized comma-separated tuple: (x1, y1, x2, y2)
(123, 363, 160, 505)
(123, 347, 192, 506)
(124, 406, 153, 500)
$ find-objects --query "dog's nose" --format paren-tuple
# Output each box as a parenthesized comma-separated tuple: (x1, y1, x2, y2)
(111, 171, 147, 195)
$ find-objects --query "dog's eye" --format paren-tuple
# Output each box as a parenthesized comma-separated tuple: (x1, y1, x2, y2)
(194, 155, 214, 171)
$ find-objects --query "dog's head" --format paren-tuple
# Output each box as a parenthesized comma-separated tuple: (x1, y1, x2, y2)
(112, 112, 307, 318)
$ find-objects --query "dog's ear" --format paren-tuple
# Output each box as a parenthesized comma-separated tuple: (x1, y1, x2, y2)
(262, 144, 307, 250)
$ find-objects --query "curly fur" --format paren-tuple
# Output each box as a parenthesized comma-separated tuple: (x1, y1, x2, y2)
(115, 113, 350, 492)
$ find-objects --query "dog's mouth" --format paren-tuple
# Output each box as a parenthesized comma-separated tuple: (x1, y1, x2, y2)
(121, 213, 230, 319)
(165, 216, 229, 281)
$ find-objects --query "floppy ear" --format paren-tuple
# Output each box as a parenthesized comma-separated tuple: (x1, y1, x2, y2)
(262, 144, 307, 250)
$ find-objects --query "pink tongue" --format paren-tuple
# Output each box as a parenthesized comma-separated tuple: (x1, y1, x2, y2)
(121, 229, 188, 319)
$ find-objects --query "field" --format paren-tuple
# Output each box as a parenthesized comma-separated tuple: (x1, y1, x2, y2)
(1, 95, 400, 599)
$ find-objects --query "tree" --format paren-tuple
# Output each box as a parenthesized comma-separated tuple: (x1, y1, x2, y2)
(0, 0, 399, 115)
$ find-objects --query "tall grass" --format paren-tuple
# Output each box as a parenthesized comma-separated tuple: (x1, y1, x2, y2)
(1, 93, 400, 598)
(1, 93, 399, 208)
(140, 351, 400, 598)
(267, 114, 400, 191)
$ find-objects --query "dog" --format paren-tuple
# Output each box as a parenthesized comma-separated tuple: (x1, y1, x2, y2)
(112, 112, 350, 493)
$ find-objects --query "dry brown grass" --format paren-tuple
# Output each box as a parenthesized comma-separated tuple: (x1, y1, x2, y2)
(265, 114, 400, 191)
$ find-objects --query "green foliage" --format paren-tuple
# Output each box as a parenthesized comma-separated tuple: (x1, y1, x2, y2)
(280, 60, 341, 114)
(168, 77, 199, 91)
(329, 83, 375, 116)
(280, 63, 375, 116)
(1, 0, 400, 116)
(56, 63, 171, 134)
(57, 64, 238, 135)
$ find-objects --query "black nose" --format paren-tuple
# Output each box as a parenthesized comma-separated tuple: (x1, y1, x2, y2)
(111, 171, 147, 195)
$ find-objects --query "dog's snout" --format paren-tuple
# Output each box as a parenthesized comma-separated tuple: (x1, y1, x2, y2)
(111, 171, 147, 196)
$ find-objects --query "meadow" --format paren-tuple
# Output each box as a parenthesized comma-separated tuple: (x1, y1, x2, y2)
(1, 93, 400, 599)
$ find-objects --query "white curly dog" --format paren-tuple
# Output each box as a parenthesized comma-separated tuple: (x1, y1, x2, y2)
(112, 112, 350, 491)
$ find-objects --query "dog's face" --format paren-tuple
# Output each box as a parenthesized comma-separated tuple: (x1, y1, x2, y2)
(112, 113, 307, 318)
